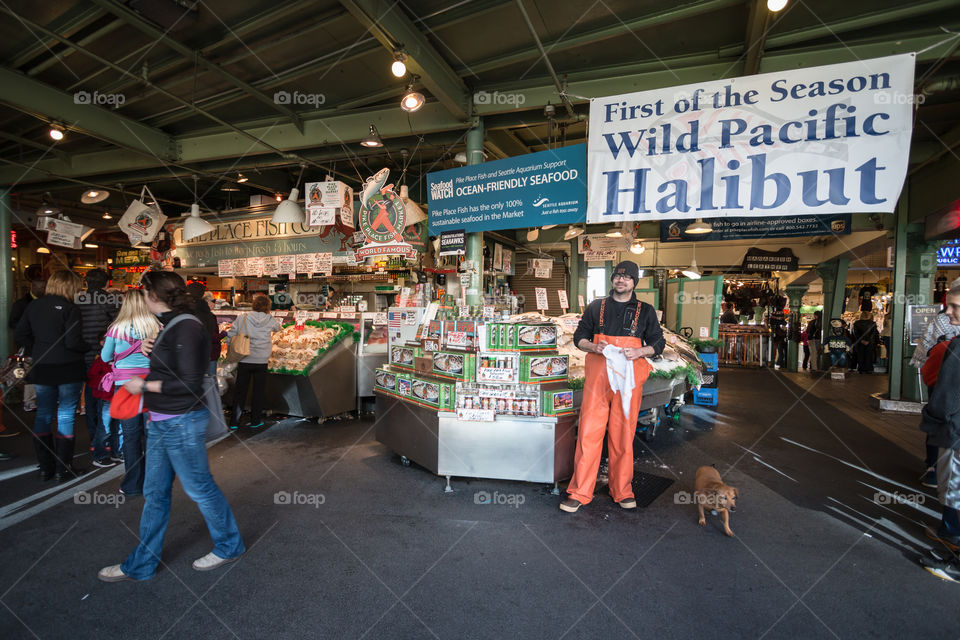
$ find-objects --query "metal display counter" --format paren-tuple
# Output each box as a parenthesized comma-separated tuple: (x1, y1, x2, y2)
(375, 392, 578, 491)
(261, 336, 357, 419)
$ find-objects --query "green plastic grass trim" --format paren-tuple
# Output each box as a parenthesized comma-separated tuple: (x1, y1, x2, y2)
(568, 376, 585, 390)
(689, 338, 724, 351)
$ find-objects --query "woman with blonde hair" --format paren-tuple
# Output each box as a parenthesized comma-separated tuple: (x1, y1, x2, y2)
(14, 270, 89, 482)
(101, 288, 161, 495)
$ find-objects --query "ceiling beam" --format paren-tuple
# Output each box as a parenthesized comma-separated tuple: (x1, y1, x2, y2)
(0, 67, 176, 163)
(87, 0, 305, 132)
(0, 131, 69, 163)
(719, 0, 960, 57)
(339, 0, 470, 120)
(0, 102, 468, 185)
(9, 5, 104, 69)
(455, 0, 741, 76)
(486, 130, 530, 158)
(742, 0, 770, 76)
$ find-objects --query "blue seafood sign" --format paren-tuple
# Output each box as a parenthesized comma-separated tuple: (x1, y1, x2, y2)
(427, 144, 587, 234)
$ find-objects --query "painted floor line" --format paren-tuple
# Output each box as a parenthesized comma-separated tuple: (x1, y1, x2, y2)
(752, 455, 797, 482)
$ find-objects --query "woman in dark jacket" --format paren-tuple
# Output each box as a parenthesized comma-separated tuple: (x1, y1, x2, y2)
(98, 271, 244, 583)
(851, 311, 879, 374)
(14, 270, 89, 481)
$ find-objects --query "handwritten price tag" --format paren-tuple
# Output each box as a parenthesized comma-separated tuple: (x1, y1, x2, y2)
(557, 290, 569, 309)
(373, 312, 388, 325)
(446, 331, 468, 347)
(457, 408, 495, 422)
(322, 311, 339, 319)
(535, 287, 548, 310)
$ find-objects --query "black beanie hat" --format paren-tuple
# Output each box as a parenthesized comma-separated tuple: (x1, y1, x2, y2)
(611, 261, 639, 285)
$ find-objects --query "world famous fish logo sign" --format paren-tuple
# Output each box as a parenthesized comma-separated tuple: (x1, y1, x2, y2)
(357, 168, 415, 258)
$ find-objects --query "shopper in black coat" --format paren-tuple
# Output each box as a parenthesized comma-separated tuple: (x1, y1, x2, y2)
(186, 282, 221, 375)
(13, 270, 89, 481)
(77, 268, 119, 445)
(851, 312, 879, 374)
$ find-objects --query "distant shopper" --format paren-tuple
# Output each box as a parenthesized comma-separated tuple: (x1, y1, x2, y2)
(78, 268, 119, 447)
(800, 329, 810, 370)
(270, 284, 295, 311)
(911, 303, 960, 488)
(186, 282, 221, 375)
(98, 270, 244, 582)
(14, 270, 89, 482)
(806, 311, 822, 371)
(851, 312, 879, 374)
(719, 302, 738, 324)
(769, 306, 787, 370)
(11, 266, 46, 412)
(101, 289, 160, 496)
(918, 285, 960, 582)
(227, 294, 281, 429)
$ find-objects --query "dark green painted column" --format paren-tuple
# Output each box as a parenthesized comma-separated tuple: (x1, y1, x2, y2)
(785, 284, 808, 372)
(898, 228, 938, 401)
(465, 120, 484, 306)
(569, 242, 581, 312)
(817, 258, 849, 369)
(0, 189, 11, 360)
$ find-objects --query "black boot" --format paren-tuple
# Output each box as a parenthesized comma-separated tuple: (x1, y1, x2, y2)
(34, 433, 55, 481)
(54, 436, 84, 483)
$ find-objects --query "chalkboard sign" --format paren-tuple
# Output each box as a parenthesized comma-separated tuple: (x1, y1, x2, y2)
(908, 304, 941, 346)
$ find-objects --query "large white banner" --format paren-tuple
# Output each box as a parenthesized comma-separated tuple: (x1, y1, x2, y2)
(587, 54, 915, 223)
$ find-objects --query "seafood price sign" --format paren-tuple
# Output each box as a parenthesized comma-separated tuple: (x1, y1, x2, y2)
(588, 55, 914, 222)
(427, 144, 587, 234)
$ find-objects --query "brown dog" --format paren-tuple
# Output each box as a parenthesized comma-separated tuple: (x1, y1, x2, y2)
(694, 466, 739, 537)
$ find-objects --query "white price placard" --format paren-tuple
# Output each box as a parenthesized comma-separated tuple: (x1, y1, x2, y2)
(322, 311, 339, 319)
(457, 409, 495, 422)
(578, 295, 585, 308)
(458, 305, 469, 318)
(482, 306, 495, 320)
(308, 206, 336, 226)
(218, 259, 235, 277)
(316, 252, 333, 276)
(373, 312, 388, 325)
(340, 305, 356, 315)
(535, 287, 548, 310)
(477, 368, 515, 382)
(699, 326, 709, 338)
(306, 311, 321, 320)
(446, 331, 468, 347)
(294, 310, 309, 325)
(557, 290, 569, 309)
(297, 253, 317, 275)
(278, 255, 296, 275)
(261, 255, 279, 276)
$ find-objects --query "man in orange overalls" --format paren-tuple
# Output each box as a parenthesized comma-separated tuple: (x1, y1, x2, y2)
(561, 261, 664, 513)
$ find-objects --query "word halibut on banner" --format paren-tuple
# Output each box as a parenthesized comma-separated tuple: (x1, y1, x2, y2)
(587, 54, 915, 222)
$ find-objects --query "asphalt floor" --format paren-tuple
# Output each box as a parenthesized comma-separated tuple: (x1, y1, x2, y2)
(0, 368, 955, 639)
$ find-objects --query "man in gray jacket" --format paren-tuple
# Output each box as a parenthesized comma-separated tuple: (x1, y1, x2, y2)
(227, 294, 281, 429)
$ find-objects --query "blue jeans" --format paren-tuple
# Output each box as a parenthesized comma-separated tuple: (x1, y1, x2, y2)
(84, 383, 102, 443)
(118, 412, 146, 495)
(121, 409, 244, 580)
(34, 382, 84, 436)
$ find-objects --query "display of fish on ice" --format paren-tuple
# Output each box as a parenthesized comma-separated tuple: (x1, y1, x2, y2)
(361, 168, 391, 204)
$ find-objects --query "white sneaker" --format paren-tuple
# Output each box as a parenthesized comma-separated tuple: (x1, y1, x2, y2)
(98, 564, 133, 582)
(192, 551, 242, 571)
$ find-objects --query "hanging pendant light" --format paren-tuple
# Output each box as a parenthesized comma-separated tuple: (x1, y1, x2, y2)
(400, 76, 425, 113)
(541, 225, 557, 230)
(629, 239, 645, 255)
(682, 243, 702, 279)
(81, 188, 109, 204)
(272, 163, 307, 224)
(563, 225, 584, 240)
(685, 218, 713, 235)
(183, 175, 214, 241)
(526, 228, 539, 242)
(361, 124, 383, 148)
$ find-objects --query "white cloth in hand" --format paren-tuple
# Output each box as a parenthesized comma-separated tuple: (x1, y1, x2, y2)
(603, 345, 635, 418)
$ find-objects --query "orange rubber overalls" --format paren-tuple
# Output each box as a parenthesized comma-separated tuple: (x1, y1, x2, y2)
(567, 298, 653, 505)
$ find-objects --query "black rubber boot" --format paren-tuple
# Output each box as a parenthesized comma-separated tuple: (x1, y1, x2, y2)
(34, 433, 55, 481)
(54, 436, 84, 483)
